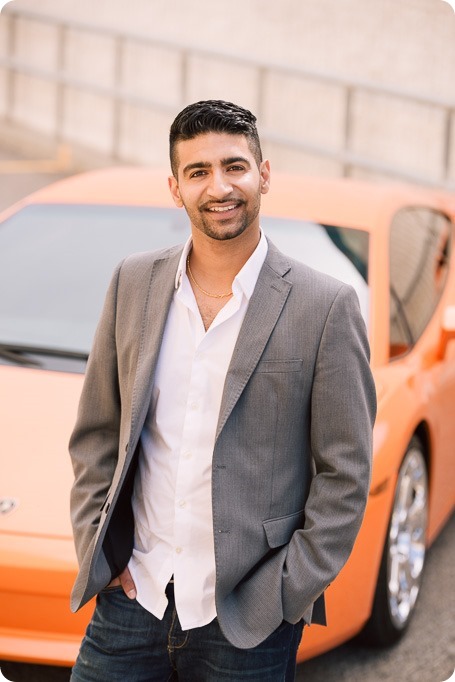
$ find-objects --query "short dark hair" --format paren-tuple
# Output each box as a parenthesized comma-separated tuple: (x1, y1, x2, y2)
(169, 100, 262, 176)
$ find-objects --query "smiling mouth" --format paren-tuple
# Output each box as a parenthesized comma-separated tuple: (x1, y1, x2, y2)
(208, 204, 237, 213)
(205, 201, 243, 214)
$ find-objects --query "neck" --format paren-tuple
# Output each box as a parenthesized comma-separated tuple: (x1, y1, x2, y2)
(189, 226, 261, 292)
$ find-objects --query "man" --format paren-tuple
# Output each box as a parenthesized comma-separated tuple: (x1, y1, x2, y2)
(69, 100, 376, 681)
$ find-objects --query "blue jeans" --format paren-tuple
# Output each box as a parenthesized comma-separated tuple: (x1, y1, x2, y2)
(71, 584, 304, 681)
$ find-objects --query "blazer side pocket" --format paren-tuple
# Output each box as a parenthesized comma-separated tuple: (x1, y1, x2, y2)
(262, 509, 305, 549)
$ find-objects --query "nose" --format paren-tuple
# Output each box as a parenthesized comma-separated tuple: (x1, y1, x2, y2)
(207, 169, 233, 199)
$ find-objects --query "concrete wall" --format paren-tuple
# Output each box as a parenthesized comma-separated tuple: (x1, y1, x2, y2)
(0, 0, 454, 186)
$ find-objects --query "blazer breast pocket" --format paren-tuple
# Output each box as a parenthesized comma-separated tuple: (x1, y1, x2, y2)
(255, 359, 303, 373)
(262, 509, 305, 549)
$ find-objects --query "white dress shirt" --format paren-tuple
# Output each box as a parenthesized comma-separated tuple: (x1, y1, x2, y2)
(128, 231, 268, 630)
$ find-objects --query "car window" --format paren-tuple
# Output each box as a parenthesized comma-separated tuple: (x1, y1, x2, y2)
(0, 204, 369, 371)
(389, 207, 452, 359)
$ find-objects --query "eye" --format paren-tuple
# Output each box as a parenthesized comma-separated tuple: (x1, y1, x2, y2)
(189, 170, 207, 179)
(228, 165, 245, 172)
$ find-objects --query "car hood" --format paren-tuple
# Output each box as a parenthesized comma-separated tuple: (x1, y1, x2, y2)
(0, 364, 83, 539)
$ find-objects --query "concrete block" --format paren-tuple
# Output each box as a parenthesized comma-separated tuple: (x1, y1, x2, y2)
(348, 166, 412, 187)
(0, 16, 8, 58)
(2, 0, 453, 188)
(263, 140, 343, 178)
(447, 110, 455, 185)
(186, 55, 259, 114)
(262, 73, 346, 151)
(15, 16, 59, 70)
(12, 72, 57, 135)
(117, 103, 172, 167)
(121, 39, 182, 108)
(350, 91, 447, 180)
(61, 87, 113, 153)
(64, 27, 115, 87)
(0, 68, 6, 117)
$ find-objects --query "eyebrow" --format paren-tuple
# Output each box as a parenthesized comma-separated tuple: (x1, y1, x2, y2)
(182, 156, 251, 177)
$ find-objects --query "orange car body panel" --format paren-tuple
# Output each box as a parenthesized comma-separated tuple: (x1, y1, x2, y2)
(1, 168, 454, 665)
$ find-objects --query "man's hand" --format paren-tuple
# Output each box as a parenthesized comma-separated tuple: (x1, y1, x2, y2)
(106, 566, 137, 599)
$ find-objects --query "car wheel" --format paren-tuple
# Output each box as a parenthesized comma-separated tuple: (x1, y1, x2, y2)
(362, 436, 428, 646)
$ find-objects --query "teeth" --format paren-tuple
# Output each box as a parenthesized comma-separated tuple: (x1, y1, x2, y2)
(209, 205, 236, 212)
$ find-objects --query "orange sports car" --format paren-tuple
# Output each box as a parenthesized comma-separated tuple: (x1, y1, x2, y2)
(0, 168, 454, 666)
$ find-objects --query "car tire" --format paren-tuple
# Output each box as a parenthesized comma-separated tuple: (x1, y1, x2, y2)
(361, 436, 428, 646)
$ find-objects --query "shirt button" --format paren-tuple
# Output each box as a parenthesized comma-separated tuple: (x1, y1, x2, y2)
(184, 452, 192, 460)
(175, 547, 182, 554)
(190, 401, 198, 410)
(178, 500, 186, 508)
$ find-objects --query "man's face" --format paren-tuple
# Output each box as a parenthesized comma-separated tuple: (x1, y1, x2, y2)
(168, 132, 270, 242)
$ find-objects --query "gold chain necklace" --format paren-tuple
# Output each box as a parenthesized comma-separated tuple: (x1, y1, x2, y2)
(186, 255, 233, 299)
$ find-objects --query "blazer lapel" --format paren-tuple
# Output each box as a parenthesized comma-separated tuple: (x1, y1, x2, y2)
(215, 242, 292, 441)
(129, 247, 182, 446)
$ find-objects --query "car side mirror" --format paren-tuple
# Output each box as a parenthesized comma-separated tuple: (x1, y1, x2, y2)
(438, 305, 455, 359)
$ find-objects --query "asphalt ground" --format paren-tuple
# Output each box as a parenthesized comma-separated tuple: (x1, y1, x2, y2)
(0, 145, 454, 682)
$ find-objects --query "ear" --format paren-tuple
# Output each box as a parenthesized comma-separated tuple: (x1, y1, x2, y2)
(168, 175, 184, 207)
(260, 160, 271, 195)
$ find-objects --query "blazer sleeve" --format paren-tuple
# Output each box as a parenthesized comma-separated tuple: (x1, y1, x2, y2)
(69, 260, 123, 566)
(282, 283, 377, 623)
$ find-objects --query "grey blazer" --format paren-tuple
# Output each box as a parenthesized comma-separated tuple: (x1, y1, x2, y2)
(69, 240, 376, 649)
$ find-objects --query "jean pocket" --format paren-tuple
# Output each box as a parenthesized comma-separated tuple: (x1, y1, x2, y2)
(99, 584, 124, 594)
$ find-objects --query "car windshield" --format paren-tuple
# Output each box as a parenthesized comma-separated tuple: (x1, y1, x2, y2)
(0, 204, 369, 366)
(263, 217, 369, 323)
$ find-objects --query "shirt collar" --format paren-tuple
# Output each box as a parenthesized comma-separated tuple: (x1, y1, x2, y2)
(175, 229, 268, 301)
(175, 237, 193, 290)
